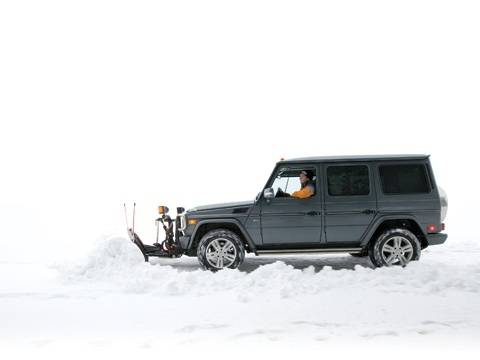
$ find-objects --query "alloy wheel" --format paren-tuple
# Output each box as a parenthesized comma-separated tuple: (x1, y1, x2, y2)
(381, 236, 414, 266)
(205, 238, 237, 269)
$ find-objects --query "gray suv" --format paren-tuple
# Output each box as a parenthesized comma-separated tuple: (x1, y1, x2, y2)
(129, 155, 448, 271)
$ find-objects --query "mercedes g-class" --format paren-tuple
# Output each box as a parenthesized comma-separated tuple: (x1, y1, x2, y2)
(128, 155, 448, 271)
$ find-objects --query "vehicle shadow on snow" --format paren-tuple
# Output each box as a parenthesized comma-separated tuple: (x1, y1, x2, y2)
(150, 254, 375, 273)
(238, 254, 375, 272)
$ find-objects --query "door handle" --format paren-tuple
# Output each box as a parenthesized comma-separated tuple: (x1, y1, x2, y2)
(305, 211, 321, 216)
(361, 209, 376, 215)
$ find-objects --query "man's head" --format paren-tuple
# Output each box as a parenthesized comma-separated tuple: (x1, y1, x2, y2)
(299, 170, 314, 185)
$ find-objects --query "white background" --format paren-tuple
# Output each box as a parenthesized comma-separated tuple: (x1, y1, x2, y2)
(1, 2, 480, 358)
(1, 0, 479, 259)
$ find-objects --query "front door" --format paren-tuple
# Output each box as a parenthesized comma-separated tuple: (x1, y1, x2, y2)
(260, 165, 323, 246)
(323, 163, 377, 245)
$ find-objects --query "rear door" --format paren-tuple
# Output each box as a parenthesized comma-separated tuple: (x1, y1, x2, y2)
(375, 160, 440, 231)
(323, 162, 377, 245)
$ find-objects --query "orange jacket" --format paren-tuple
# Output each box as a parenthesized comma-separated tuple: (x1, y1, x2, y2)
(292, 184, 314, 199)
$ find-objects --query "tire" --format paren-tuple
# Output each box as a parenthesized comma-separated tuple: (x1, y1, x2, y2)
(369, 228, 421, 268)
(197, 229, 245, 271)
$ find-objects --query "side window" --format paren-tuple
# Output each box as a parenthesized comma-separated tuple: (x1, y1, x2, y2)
(327, 165, 370, 196)
(269, 167, 317, 197)
(379, 164, 430, 194)
(270, 175, 301, 194)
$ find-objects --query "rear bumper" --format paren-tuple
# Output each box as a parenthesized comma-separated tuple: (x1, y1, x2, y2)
(426, 232, 448, 246)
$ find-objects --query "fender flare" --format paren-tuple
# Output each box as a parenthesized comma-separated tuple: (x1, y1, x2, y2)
(360, 214, 426, 248)
(189, 218, 257, 253)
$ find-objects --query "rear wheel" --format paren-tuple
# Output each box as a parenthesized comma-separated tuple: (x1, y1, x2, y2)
(369, 228, 421, 267)
(197, 229, 245, 271)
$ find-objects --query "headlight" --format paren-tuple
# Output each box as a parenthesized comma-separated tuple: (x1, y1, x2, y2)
(158, 205, 169, 215)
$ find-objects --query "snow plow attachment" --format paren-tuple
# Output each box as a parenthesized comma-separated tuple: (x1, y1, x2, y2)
(125, 203, 184, 262)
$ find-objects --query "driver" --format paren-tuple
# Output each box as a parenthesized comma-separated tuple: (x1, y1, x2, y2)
(277, 170, 315, 198)
(292, 170, 315, 198)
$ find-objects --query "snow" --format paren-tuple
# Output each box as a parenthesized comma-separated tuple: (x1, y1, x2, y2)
(1, 236, 479, 358)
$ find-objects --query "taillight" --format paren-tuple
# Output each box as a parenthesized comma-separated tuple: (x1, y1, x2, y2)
(441, 223, 445, 231)
(427, 224, 437, 233)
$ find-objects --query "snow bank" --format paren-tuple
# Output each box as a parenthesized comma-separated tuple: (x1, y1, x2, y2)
(5, 237, 479, 350)
(58, 237, 480, 300)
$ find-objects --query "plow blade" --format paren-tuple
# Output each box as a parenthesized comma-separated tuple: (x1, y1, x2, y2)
(127, 228, 178, 262)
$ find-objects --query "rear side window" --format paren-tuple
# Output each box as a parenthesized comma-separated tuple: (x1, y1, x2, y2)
(379, 164, 430, 194)
(327, 165, 370, 196)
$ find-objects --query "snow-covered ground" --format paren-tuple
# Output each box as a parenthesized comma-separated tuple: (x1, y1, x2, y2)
(1, 236, 479, 358)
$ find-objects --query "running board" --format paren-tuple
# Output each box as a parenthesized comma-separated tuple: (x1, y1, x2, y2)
(256, 247, 363, 255)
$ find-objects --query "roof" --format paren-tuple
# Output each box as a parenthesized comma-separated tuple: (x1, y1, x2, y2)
(279, 154, 430, 164)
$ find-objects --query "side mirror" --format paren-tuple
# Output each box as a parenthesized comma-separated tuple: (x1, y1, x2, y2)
(263, 187, 275, 199)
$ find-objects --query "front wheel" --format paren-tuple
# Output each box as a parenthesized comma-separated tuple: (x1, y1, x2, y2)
(197, 229, 245, 271)
(369, 228, 421, 267)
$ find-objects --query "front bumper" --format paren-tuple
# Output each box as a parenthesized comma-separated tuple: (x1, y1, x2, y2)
(426, 232, 448, 246)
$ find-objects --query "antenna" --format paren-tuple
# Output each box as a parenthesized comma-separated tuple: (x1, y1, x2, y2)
(132, 202, 136, 234)
(123, 203, 129, 229)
